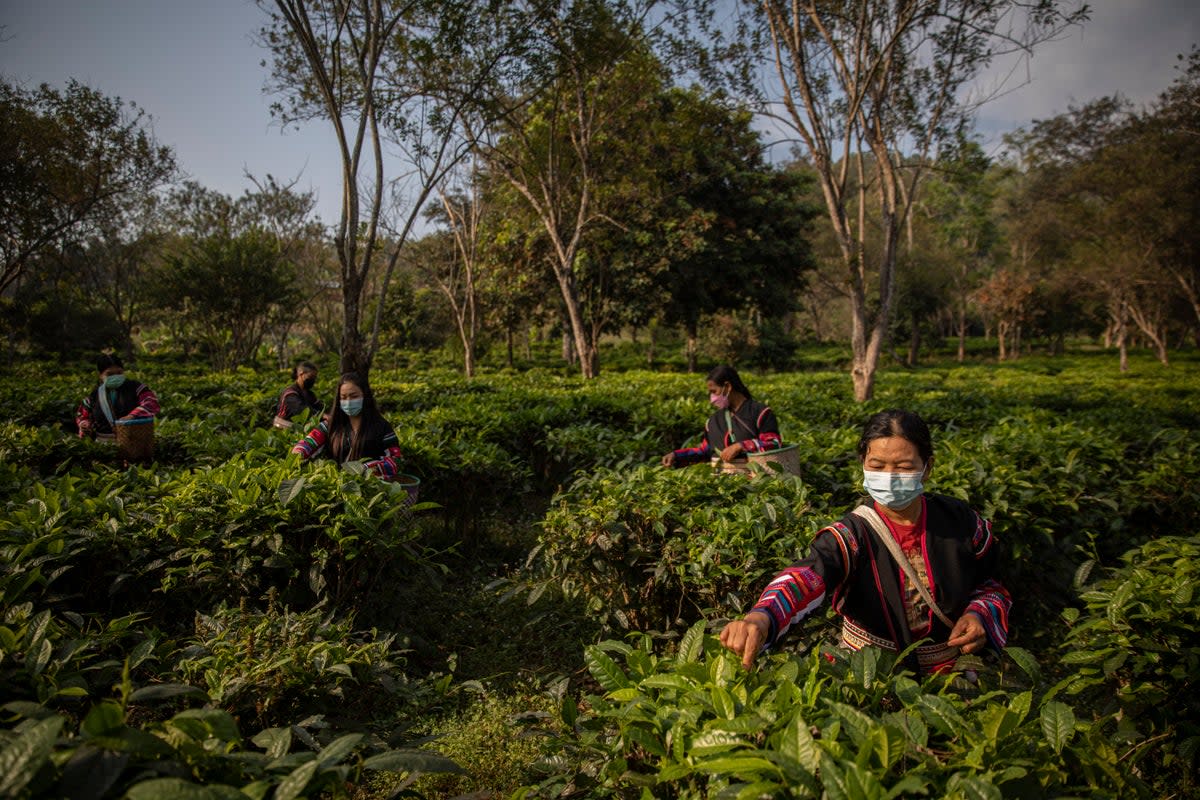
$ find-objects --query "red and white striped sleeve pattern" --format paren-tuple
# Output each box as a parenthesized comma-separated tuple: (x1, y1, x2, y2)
(749, 566, 826, 645)
(292, 423, 328, 460)
(128, 384, 159, 419)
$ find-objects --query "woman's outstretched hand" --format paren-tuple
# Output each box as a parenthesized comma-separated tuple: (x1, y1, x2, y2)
(947, 612, 987, 655)
(719, 611, 771, 669)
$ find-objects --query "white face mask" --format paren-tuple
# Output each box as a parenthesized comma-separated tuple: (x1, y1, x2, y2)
(862, 469, 924, 509)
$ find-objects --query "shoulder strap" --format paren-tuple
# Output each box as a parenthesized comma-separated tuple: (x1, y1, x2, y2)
(850, 504, 955, 628)
(96, 383, 116, 427)
(725, 404, 759, 441)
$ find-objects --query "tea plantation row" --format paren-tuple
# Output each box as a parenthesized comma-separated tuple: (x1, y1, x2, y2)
(0, 353, 1197, 798)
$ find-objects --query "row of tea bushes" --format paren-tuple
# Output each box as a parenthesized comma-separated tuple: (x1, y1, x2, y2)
(0, 420, 460, 797)
(511, 534, 1199, 798)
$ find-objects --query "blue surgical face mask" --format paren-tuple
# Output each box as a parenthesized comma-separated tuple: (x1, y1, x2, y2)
(103, 374, 126, 389)
(863, 469, 925, 509)
(340, 398, 364, 417)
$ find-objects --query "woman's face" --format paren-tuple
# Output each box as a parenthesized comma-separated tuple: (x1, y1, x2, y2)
(339, 381, 364, 403)
(100, 367, 124, 379)
(706, 380, 728, 397)
(863, 435, 929, 475)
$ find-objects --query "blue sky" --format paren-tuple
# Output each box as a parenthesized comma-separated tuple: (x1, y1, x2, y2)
(2, 0, 1197, 226)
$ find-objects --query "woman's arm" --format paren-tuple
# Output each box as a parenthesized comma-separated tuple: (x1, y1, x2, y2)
(362, 427, 404, 480)
(959, 511, 1011, 650)
(668, 417, 716, 467)
(669, 439, 712, 467)
(961, 578, 1012, 650)
(124, 384, 159, 419)
(721, 522, 857, 666)
(291, 422, 328, 460)
(76, 394, 95, 437)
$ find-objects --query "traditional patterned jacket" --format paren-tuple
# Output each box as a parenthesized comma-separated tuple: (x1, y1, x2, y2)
(76, 380, 159, 437)
(291, 417, 403, 480)
(276, 383, 322, 421)
(749, 493, 1011, 673)
(671, 398, 782, 466)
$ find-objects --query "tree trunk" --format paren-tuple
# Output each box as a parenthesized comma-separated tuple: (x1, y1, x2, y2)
(907, 309, 920, 366)
(685, 321, 699, 373)
(340, 307, 370, 380)
(997, 320, 1009, 361)
(505, 328, 514, 368)
(554, 268, 593, 377)
(561, 328, 576, 365)
(956, 305, 966, 363)
(1114, 300, 1130, 372)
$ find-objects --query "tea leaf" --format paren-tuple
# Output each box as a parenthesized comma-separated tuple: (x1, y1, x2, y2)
(273, 758, 318, 800)
(585, 647, 632, 693)
(1040, 701, 1075, 754)
(361, 749, 463, 774)
(0, 714, 63, 797)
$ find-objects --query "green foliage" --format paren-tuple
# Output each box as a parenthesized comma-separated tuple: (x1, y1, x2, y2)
(0, 352, 1197, 797)
(512, 626, 1145, 798)
(536, 465, 820, 630)
(176, 603, 402, 722)
(0, 700, 459, 800)
(1059, 535, 1200, 791)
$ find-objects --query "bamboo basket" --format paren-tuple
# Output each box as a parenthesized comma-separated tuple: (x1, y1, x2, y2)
(712, 444, 801, 478)
(394, 473, 421, 523)
(711, 456, 752, 476)
(747, 443, 801, 476)
(115, 417, 155, 463)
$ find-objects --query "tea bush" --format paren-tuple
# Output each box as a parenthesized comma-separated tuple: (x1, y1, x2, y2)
(1059, 534, 1200, 792)
(1, 351, 1197, 798)
(536, 466, 823, 630)
(512, 623, 1146, 798)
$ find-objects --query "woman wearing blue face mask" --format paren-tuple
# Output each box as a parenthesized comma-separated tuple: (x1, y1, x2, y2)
(661, 365, 783, 468)
(75, 353, 160, 439)
(290, 371, 403, 480)
(719, 409, 1011, 676)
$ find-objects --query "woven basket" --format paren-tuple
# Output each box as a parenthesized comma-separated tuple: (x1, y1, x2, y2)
(115, 417, 155, 463)
(747, 444, 801, 476)
(712, 444, 801, 478)
(395, 473, 420, 506)
(394, 473, 420, 523)
(711, 456, 752, 475)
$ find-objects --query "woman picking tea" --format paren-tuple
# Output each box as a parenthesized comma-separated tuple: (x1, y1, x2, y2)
(75, 354, 160, 440)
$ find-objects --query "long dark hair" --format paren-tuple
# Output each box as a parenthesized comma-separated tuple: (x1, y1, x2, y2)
(327, 371, 387, 462)
(857, 409, 933, 463)
(706, 364, 753, 402)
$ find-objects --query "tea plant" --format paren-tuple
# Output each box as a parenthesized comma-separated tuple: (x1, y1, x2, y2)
(1059, 534, 1200, 794)
(512, 623, 1146, 799)
(174, 601, 403, 723)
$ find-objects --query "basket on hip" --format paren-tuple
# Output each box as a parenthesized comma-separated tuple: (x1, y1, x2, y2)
(712, 444, 801, 478)
(115, 417, 155, 463)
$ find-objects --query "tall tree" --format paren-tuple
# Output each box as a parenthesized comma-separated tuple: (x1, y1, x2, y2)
(713, 0, 1085, 400)
(0, 80, 176, 294)
(916, 139, 997, 361)
(423, 158, 487, 378)
(258, 0, 477, 380)
(464, 0, 664, 378)
(652, 89, 817, 370)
